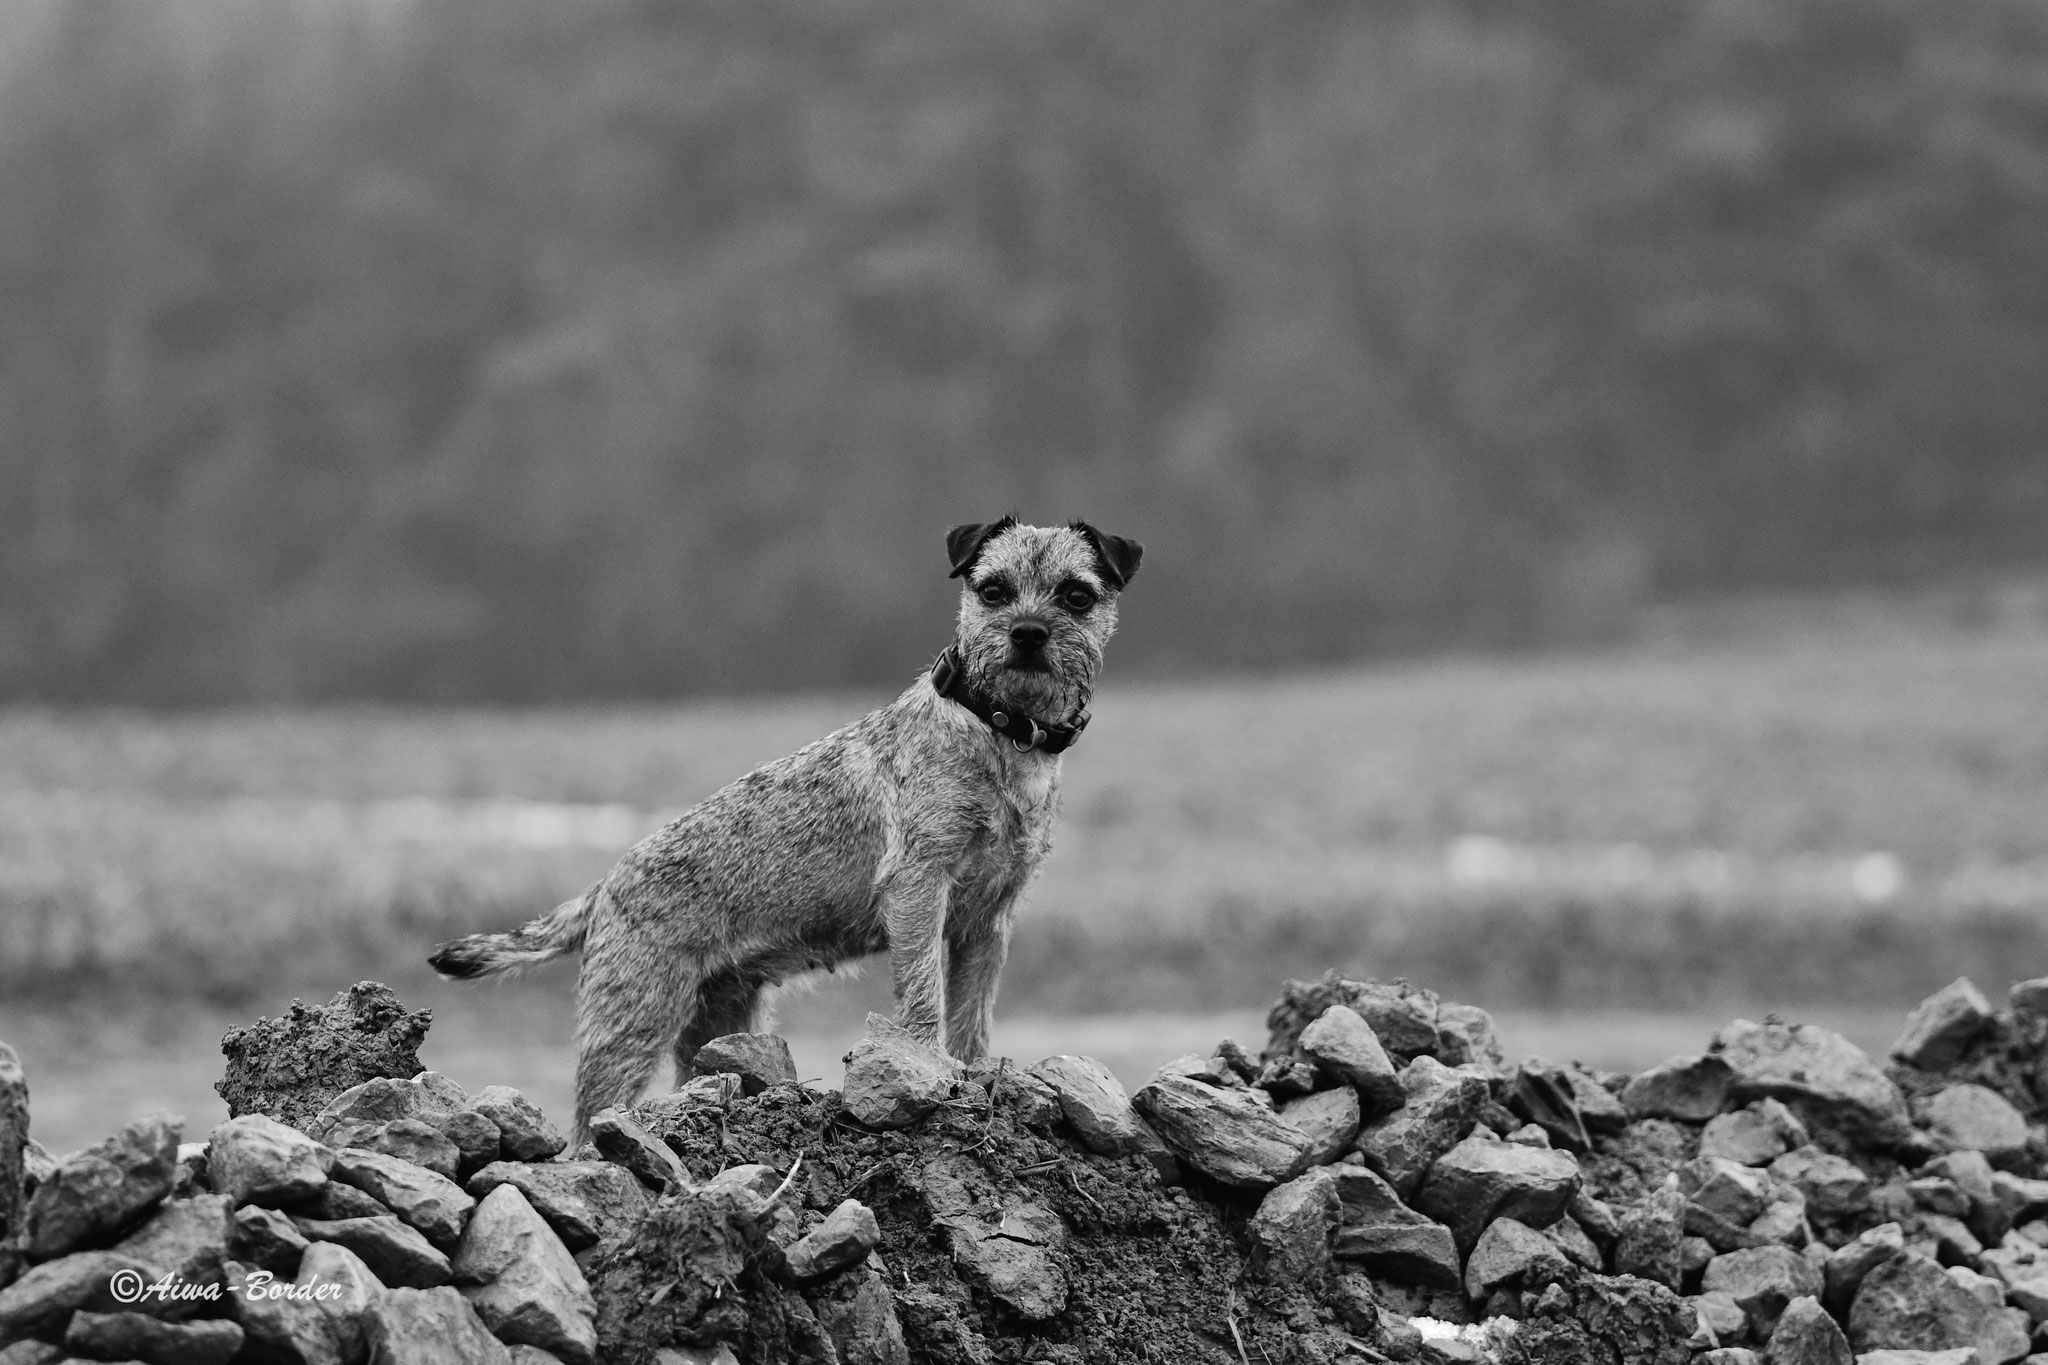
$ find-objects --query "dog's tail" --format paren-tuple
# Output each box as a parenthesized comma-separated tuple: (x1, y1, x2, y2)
(429, 885, 597, 980)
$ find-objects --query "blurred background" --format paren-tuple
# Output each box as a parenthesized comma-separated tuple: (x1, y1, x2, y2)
(6, 0, 2048, 1152)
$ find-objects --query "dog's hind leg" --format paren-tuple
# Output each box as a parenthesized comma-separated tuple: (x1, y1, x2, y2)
(673, 964, 766, 1085)
(572, 935, 702, 1140)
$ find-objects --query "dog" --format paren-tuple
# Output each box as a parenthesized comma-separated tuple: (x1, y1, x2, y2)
(429, 517, 1141, 1135)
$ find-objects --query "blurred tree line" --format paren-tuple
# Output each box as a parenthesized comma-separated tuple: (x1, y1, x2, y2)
(3, 0, 2046, 703)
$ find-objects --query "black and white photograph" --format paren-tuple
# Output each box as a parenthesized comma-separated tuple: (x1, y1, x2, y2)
(4, 2, 2048, 1361)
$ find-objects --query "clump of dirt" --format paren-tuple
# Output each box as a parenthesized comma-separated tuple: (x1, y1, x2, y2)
(215, 980, 431, 1129)
(587, 1077, 1338, 1364)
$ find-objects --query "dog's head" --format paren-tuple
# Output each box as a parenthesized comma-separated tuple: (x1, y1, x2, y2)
(944, 517, 1141, 721)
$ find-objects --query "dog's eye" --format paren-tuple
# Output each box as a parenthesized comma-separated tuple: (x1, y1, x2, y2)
(1061, 585, 1097, 613)
(977, 583, 1012, 607)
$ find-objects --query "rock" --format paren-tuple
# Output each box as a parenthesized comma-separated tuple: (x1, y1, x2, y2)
(782, 1199, 883, 1286)
(208, 1113, 333, 1208)
(439, 1110, 502, 1179)
(1714, 1018, 1915, 1151)
(1131, 1073, 1316, 1189)
(1771, 1146, 1873, 1219)
(1352, 1056, 1491, 1198)
(344, 1118, 462, 1181)
(1299, 1005, 1404, 1113)
(1266, 974, 1443, 1064)
(1624, 1054, 1737, 1122)
(1253, 1055, 1318, 1099)
(1543, 1214, 1604, 1271)
(1277, 1086, 1361, 1165)
(1918, 1086, 2030, 1166)
(465, 1161, 649, 1252)
(688, 1034, 799, 1097)
(362, 1285, 514, 1365)
(1506, 1064, 1593, 1153)
(587, 1108, 692, 1191)
(1893, 979, 1995, 1072)
(840, 1015, 961, 1129)
(1850, 1352, 1984, 1365)
(1926, 1151, 2008, 1245)
(1436, 1002, 1506, 1075)
(942, 1201, 1067, 1320)
(469, 1087, 567, 1163)
(22, 1112, 181, 1259)
(1507, 1123, 1552, 1148)
(0, 1343, 64, 1365)
(1572, 1188, 1622, 1245)
(0, 1251, 157, 1340)
(1028, 1056, 1144, 1156)
(330, 1148, 475, 1251)
(1705, 1109, 1798, 1168)
(1505, 1269, 1694, 1365)
(1616, 1187, 1688, 1290)
(1703, 1244, 1825, 1339)
(217, 983, 432, 1130)
(1751, 1199, 1812, 1249)
(507, 1350, 566, 1365)
(979, 1064, 1063, 1132)
(1992, 1172, 2048, 1224)
(230, 1204, 311, 1275)
(299, 1242, 383, 1364)
(1683, 1157, 1775, 1226)
(1464, 1216, 1572, 1302)
(0, 1045, 27, 1268)
(1693, 1289, 1748, 1343)
(107, 1191, 231, 1302)
(1695, 1350, 1760, 1365)
(1249, 1171, 1340, 1284)
(1325, 1165, 1461, 1289)
(451, 1185, 596, 1365)
(1414, 1133, 1582, 1252)
(2012, 978, 2048, 1018)
(306, 1075, 461, 1147)
(291, 1212, 450, 1288)
(1563, 1068, 1631, 1139)
(1947, 1266, 2004, 1309)
(1762, 1294, 1851, 1364)
(66, 1308, 244, 1364)
(301, 1181, 391, 1222)
(810, 1263, 910, 1365)
(1849, 1250, 2030, 1364)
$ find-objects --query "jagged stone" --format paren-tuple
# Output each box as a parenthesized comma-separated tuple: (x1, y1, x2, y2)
(452, 1184, 596, 1365)
(688, 1035, 799, 1098)
(465, 1161, 649, 1252)
(809, 1263, 909, 1365)
(1464, 1217, 1571, 1302)
(1623, 1054, 1736, 1122)
(23, 1112, 181, 1259)
(0, 1251, 157, 1340)
(1682, 1157, 1774, 1226)
(0, 1342, 65, 1365)
(470, 1087, 568, 1162)
(1770, 1145, 1873, 1219)
(1572, 1188, 1621, 1245)
(306, 1074, 461, 1147)
(1992, 1171, 2048, 1223)
(1917, 1085, 2030, 1166)
(0, 1045, 26, 1277)
(1892, 979, 1995, 1072)
(1925, 1151, 2009, 1245)
(208, 1113, 333, 1208)
(362, 1285, 513, 1365)
(1761, 1294, 1851, 1365)
(1266, 974, 1444, 1064)
(230, 1203, 311, 1275)
(1849, 1351, 1982, 1365)
(291, 1212, 450, 1288)
(1253, 1055, 1318, 1100)
(329, 1118, 462, 1181)
(783, 1199, 883, 1286)
(330, 1147, 474, 1251)
(1506, 1064, 1593, 1153)
(66, 1308, 244, 1364)
(1414, 1133, 1582, 1252)
(1714, 1019, 1914, 1151)
(1691, 1288, 1747, 1344)
(588, 1108, 692, 1191)
(301, 1180, 391, 1222)
(1505, 1269, 1693, 1365)
(1615, 1187, 1687, 1290)
(1848, 1250, 2030, 1364)
(111, 1190, 231, 1289)
(2011, 978, 2048, 1018)
(1277, 1086, 1361, 1165)
(1298, 1005, 1404, 1113)
(1325, 1164, 1461, 1289)
(941, 1200, 1067, 1320)
(217, 983, 432, 1130)
(1702, 1244, 1824, 1339)
(841, 1015, 961, 1130)
(1704, 1104, 1804, 1167)
(1028, 1056, 1143, 1156)
(1352, 1056, 1490, 1198)
(1436, 1002, 1506, 1075)
(1542, 1214, 1603, 1271)
(439, 1110, 502, 1180)
(1132, 1072, 1316, 1189)
(1249, 1170, 1341, 1284)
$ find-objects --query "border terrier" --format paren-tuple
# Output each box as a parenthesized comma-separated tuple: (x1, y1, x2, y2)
(429, 517, 1141, 1134)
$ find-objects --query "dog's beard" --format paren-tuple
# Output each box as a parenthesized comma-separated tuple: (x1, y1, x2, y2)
(961, 635, 1095, 722)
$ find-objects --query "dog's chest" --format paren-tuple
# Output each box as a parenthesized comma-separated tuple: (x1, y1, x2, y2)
(971, 754, 1060, 871)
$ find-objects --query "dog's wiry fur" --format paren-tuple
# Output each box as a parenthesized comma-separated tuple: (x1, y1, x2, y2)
(429, 519, 1140, 1137)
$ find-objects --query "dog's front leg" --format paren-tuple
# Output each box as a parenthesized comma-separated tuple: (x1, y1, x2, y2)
(944, 900, 1017, 1064)
(883, 871, 953, 1046)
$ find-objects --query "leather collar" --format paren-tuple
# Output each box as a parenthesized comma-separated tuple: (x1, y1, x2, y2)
(929, 646, 1089, 754)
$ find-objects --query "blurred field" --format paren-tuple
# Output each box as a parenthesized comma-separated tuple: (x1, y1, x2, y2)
(8, 616, 2048, 1148)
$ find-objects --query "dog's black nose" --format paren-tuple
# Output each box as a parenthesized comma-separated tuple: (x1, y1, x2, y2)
(1010, 620, 1050, 651)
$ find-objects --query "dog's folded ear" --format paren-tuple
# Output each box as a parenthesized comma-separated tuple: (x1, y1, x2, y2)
(1071, 522, 1143, 590)
(946, 516, 1018, 578)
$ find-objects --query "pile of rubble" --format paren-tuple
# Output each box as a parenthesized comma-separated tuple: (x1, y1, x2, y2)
(7, 974, 2048, 1364)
